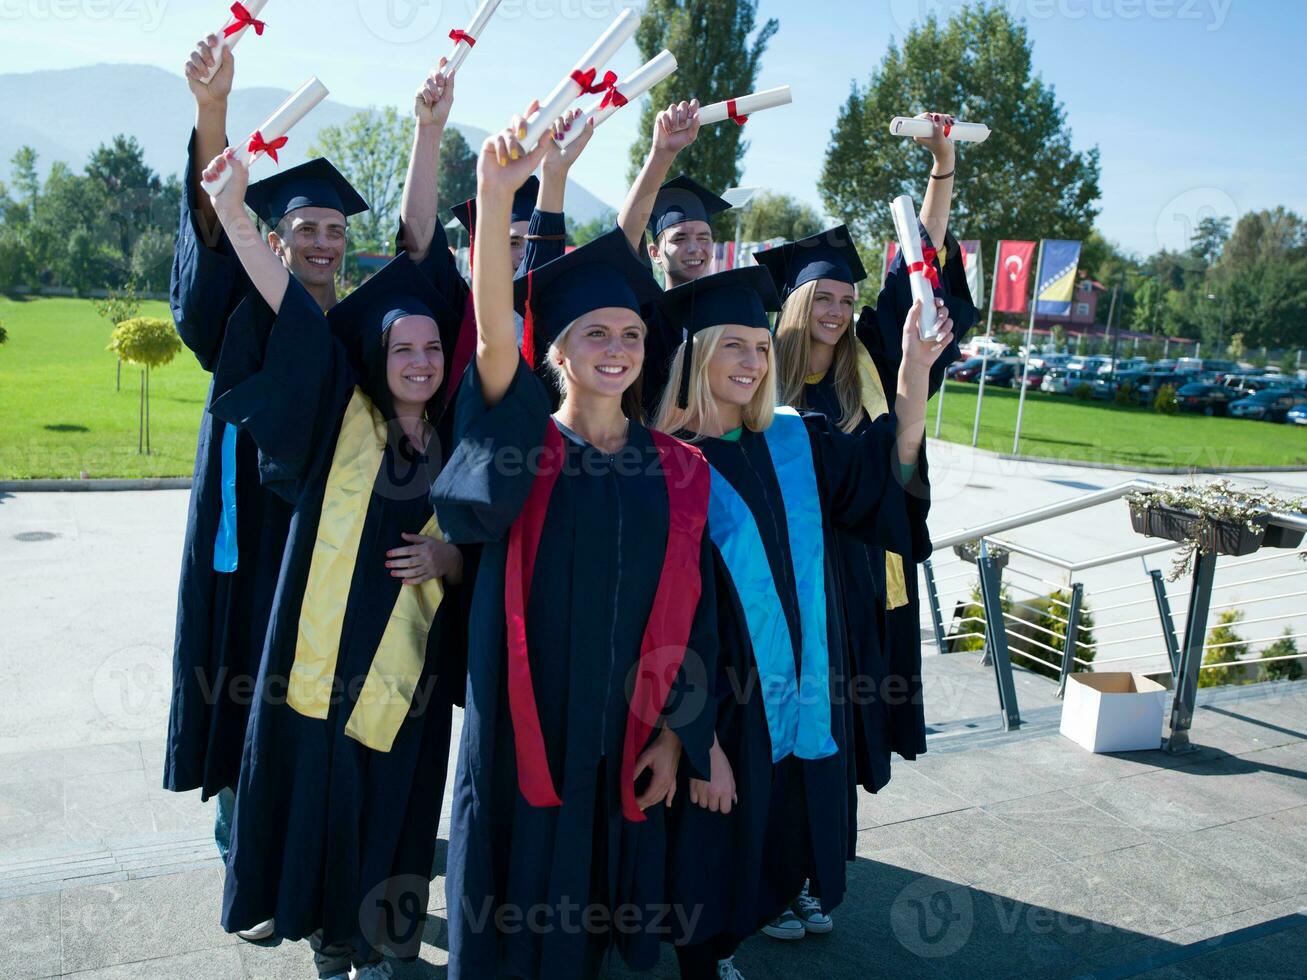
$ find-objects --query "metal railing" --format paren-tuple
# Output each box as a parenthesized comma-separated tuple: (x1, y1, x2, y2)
(923, 480, 1307, 751)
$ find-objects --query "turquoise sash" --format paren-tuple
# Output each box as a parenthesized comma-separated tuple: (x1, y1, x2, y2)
(707, 408, 836, 761)
(213, 422, 239, 573)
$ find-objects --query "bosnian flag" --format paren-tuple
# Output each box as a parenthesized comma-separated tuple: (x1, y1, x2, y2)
(992, 240, 1037, 313)
(959, 239, 983, 307)
(1035, 240, 1082, 316)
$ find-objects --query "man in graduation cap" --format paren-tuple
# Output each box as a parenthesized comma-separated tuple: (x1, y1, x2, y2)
(170, 38, 453, 943)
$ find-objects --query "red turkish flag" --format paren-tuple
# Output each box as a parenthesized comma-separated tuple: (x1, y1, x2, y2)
(992, 240, 1037, 313)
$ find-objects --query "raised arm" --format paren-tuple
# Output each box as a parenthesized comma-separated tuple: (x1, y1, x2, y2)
(399, 60, 455, 264)
(204, 150, 290, 314)
(894, 300, 955, 466)
(915, 111, 957, 253)
(183, 33, 234, 240)
(474, 111, 551, 405)
(617, 100, 700, 251)
(537, 107, 595, 213)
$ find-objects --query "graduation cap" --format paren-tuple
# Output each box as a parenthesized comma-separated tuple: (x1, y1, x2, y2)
(656, 265, 781, 408)
(513, 227, 662, 368)
(245, 158, 370, 228)
(327, 253, 459, 380)
(449, 176, 539, 235)
(648, 174, 732, 240)
(753, 224, 867, 301)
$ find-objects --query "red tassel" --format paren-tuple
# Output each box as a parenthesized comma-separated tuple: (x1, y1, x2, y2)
(520, 268, 536, 366)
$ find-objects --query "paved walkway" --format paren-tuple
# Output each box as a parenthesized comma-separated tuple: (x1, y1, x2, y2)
(1, 446, 1305, 977)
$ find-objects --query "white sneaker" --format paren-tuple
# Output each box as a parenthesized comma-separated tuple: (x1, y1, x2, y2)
(717, 955, 745, 979)
(760, 908, 805, 940)
(236, 917, 275, 941)
(350, 965, 392, 980)
(792, 880, 833, 935)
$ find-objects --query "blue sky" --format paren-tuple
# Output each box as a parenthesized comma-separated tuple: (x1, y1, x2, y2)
(1, 0, 1303, 257)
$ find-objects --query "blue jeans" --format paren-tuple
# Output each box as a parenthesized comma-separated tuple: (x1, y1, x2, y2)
(214, 787, 235, 862)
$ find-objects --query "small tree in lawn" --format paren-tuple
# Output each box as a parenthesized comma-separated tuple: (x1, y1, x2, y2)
(107, 317, 181, 454)
(0, 320, 7, 346)
(1200, 609, 1249, 688)
(93, 278, 141, 391)
(1260, 630, 1303, 682)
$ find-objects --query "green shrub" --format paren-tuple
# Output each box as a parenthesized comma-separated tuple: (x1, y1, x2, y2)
(949, 580, 1011, 653)
(1006, 589, 1096, 681)
(1260, 629, 1303, 682)
(1200, 609, 1253, 687)
(1114, 382, 1135, 407)
(0, 321, 7, 346)
(1073, 382, 1094, 400)
(107, 316, 181, 369)
(1154, 383, 1178, 415)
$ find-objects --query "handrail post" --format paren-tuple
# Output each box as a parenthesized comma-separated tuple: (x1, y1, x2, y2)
(1055, 581, 1084, 700)
(922, 559, 948, 654)
(1149, 568, 1182, 676)
(978, 552, 1021, 731)
(1165, 552, 1218, 753)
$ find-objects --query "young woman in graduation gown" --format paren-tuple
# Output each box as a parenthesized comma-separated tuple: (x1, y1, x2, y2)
(652, 268, 954, 978)
(428, 117, 722, 979)
(197, 149, 468, 979)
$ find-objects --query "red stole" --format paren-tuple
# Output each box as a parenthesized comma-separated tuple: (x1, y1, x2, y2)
(504, 422, 710, 822)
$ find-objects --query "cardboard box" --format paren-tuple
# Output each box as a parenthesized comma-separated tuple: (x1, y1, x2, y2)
(1059, 672, 1167, 753)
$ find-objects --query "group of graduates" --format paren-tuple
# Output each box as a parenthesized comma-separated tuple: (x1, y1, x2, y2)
(165, 33, 978, 980)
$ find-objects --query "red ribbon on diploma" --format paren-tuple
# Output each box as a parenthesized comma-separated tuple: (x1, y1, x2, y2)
(224, 2, 265, 37)
(449, 28, 476, 46)
(908, 246, 941, 288)
(599, 83, 628, 110)
(571, 68, 618, 95)
(943, 121, 952, 138)
(248, 130, 288, 164)
(726, 99, 749, 126)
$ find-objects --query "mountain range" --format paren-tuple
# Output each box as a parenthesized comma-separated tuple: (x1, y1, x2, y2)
(0, 63, 614, 222)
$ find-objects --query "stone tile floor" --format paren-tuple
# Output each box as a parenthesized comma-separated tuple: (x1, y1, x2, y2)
(2, 680, 1303, 978)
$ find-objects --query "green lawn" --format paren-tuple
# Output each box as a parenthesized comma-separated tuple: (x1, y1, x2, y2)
(0, 295, 211, 479)
(929, 380, 1307, 469)
(1, 297, 1305, 478)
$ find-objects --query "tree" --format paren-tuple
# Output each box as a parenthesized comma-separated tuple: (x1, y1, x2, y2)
(439, 128, 478, 211)
(1200, 609, 1250, 688)
(567, 212, 618, 247)
(86, 135, 161, 260)
(1189, 216, 1230, 265)
(94, 278, 142, 390)
(0, 225, 31, 291)
(62, 226, 116, 295)
(131, 226, 175, 293)
(10, 146, 40, 217)
(627, 0, 778, 217)
(1050, 324, 1067, 353)
(106, 316, 182, 454)
(740, 192, 822, 242)
(1260, 630, 1303, 682)
(309, 107, 409, 278)
(0, 321, 7, 346)
(820, 3, 1100, 280)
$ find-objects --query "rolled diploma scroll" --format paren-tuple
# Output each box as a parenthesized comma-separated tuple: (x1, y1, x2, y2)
(520, 8, 639, 152)
(200, 0, 270, 85)
(202, 77, 329, 196)
(889, 194, 940, 340)
(443, 0, 503, 76)
(697, 85, 792, 125)
(888, 116, 990, 143)
(558, 50, 677, 150)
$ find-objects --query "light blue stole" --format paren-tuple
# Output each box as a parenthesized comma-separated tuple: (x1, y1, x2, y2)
(707, 407, 836, 762)
(213, 422, 239, 572)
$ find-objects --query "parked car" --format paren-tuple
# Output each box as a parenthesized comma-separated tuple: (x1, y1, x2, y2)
(1288, 403, 1307, 426)
(1041, 368, 1095, 395)
(1132, 372, 1185, 404)
(948, 356, 989, 382)
(1010, 364, 1047, 389)
(1175, 382, 1238, 416)
(983, 361, 1019, 386)
(1093, 370, 1144, 401)
(1228, 389, 1307, 422)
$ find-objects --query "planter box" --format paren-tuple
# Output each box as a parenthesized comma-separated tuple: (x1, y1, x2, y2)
(953, 543, 1010, 570)
(1263, 523, 1306, 550)
(1129, 502, 1267, 557)
(1059, 672, 1167, 753)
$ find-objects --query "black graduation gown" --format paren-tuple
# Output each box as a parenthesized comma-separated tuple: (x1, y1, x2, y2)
(208, 279, 463, 963)
(665, 412, 931, 948)
(430, 358, 719, 980)
(164, 131, 295, 798)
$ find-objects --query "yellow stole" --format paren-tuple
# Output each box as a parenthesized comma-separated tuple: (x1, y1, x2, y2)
(853, 347, 910, 611)
(287, 388, 447, 752)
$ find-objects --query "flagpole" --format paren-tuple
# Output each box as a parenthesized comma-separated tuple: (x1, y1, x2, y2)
(1011, 239, 1046, 455)
(971, 240, 1002, 448)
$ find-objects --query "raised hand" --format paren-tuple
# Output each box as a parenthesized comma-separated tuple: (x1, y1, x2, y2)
(652, 100, 701, 158)
(913, 111, 957, 168)
(902, 298, 956, 370)
(542, 108, 595, 179)
(415, 58, 454, 129)
(184, 34, 234, 105)
(202, 149, 247, 218)
(477, 102, 551, 201)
